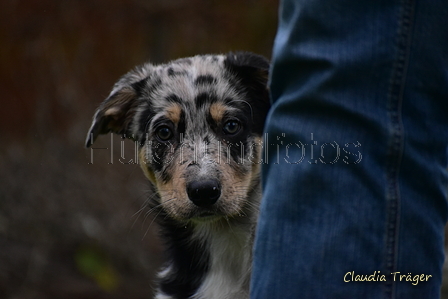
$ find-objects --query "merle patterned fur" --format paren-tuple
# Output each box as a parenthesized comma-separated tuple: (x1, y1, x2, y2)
(86, 52, 270, 299)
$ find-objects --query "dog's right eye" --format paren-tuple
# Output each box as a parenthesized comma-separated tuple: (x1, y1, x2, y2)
(156, 126, 173, 141)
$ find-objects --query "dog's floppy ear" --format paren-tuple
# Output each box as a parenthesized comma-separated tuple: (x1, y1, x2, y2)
(224, 51, 269, 88)
(224, 52, 271, 134)
(85, 65, 152, 148)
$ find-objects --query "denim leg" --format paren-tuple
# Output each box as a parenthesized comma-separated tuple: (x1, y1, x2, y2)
(251, 0, 448, 298)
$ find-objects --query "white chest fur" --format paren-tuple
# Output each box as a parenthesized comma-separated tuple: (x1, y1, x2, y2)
(192, 222, 253, 299)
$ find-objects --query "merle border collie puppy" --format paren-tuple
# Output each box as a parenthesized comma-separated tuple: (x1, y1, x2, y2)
(86, 52, 270, 299)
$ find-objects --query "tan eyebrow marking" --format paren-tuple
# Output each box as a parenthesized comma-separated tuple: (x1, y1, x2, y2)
(165, 104, 182, 124)
(209, 102, 227, 123)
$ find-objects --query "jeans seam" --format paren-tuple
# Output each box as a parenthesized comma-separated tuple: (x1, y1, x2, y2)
(385, 0, 415, 297)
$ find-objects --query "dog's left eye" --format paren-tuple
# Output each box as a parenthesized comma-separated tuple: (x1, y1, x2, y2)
(156, 126, 173, 141)
(222, 120, 241, 135)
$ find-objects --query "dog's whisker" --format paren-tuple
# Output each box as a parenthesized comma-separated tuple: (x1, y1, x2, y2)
(142, 207, 164, 241)
(141, 197, 176, 228)
(141, 206, 160, 224)
(130, 205, 148, 231)
(129, 193, 159, 231)
(131, 196, 153, 219)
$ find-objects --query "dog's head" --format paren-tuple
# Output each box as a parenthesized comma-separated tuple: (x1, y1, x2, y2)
(86, 52, 270, 223)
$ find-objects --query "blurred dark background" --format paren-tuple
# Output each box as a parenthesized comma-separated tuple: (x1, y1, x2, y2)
(0, 0, 278, 298)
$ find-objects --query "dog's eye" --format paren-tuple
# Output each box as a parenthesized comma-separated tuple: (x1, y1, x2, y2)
(222, 120, 241, 135)
(156, 126, 173, 141)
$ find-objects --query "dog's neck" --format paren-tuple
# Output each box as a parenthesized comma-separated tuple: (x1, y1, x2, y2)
(155, 194, 260, 299)
(193, 222, 254, 299)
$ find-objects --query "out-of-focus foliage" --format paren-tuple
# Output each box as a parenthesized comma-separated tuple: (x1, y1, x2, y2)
(0, 0, 278, 298)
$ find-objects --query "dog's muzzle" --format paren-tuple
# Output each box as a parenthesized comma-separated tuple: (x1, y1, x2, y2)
(187, 179, 221, 207)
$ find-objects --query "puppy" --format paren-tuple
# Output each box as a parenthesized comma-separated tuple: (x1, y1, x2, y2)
(85, 52, 270, 299)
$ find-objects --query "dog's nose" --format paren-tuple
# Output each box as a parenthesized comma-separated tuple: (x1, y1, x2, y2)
(187, 179, 221, 207)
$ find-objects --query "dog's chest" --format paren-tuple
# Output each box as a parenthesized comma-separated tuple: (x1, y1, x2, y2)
(193, 224, 253, 299)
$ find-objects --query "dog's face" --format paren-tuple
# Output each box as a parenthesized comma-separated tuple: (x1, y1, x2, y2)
(86, 52, 270, 223)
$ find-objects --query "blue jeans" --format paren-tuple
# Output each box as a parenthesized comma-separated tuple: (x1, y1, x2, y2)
(251, 0, 448, 298)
